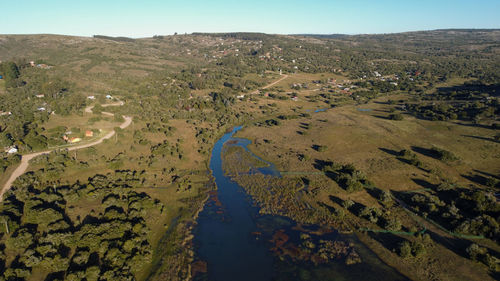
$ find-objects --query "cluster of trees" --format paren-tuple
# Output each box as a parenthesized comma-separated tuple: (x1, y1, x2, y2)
(0, 153, 20, 173)
(0, 169, 163, 280)
(397, 234, 432, 259)
(397, 185, 499, 241)
(151, 140, 183, 160)
(466, 243, 499, 271)
(321, 162, 368, 193)
(405, 82, 499, 123)
(0, 61, 86, 153)
(340, 198, 404, 232)
(0, 61, 20, 88)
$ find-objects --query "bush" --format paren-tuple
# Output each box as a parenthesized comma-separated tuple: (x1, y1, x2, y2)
(431, 147, 458, 162)
(398, 241, 412, 258)
(466, 243, 486, 261)
(384, 218, 402, 231)
(412, 242, 426, 257)
(389, 113, 404, 120)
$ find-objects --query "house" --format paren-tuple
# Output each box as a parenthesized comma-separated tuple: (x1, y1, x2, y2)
(62, 135, 69, 141)
(69, 137, 81, 143)
(35, 94, 45, 98)
(237, 94, 245, 99)
(291, 96, 299, 101)
(30, 61, 35, 67)
(36, 64, 52, 69)
(105, 95, 112, 99)
(85, 130, 94, 137)
(0, 111, 11, 116)
(37, 107, 46, 111)
(87, 96, 96, 100)
(5, 146, 18, 154)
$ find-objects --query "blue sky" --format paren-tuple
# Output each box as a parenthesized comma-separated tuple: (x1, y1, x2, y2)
(1, 0, 499, 37)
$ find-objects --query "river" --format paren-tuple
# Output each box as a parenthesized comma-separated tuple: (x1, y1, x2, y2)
(193, 126, 409, 281)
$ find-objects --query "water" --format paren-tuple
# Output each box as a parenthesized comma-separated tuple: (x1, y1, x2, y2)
(314, 108, 328, 113)
(227, 138, 281, 177)
(305, 108, 328, 113)
(193, 126, 409, 281)
(194, 126, 274, 281)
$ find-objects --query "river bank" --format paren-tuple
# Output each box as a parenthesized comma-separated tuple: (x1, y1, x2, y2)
(192, 126, 409, 281)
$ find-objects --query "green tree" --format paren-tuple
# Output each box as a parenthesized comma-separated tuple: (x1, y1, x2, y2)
(0, 132, 13, 147)
(1, 61, 20, 88)
(398, 241, 412, 258)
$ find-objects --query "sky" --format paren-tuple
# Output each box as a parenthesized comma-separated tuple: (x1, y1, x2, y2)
(1, 0, 499, 37)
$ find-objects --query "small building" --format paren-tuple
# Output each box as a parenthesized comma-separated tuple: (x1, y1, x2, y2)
(87, 96, 96, 100)
(0, 75, 3, 79)
(35, 94, 45, 98)
(0, 111, 11, 116)
(30, 61, 35, 67)
(36, 64, 52, 69)
(5, 146, 18, 154)
(237, 94, 245, 99)
(292, 96, 299, 101)
(37, 107, 46, 111)
(69, 137, 81, 143)
(106, 95, 112, 99)
(85, 130, 94, 137)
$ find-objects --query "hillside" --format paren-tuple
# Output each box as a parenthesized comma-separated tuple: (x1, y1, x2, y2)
(0, 30, 498, 281)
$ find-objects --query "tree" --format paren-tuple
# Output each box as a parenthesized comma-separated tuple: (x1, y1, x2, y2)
(494, 133, 500, 143)
(1, 61, 20, 88)
(389, 113, 404, 120)
(398, 241, 412, 258)
(0, 132, 13, 147)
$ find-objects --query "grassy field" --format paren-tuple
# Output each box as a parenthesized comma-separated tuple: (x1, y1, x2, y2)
(236, 94, 498, 192)
(230, 92, 499, 281)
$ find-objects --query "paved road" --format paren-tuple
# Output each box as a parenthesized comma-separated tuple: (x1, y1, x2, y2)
(0, 102, 131, 200)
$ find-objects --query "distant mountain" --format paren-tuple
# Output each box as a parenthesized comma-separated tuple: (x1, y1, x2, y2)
(93, 35, 135, 42)
(291, 34, 349, 39)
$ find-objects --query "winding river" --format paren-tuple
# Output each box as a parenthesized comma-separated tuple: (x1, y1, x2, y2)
(194, 126, 409, 281)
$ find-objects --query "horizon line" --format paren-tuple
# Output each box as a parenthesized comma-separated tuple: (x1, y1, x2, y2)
(1, 28, 499, 40)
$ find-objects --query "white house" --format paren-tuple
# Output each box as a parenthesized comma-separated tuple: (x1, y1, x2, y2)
(106, 95, 112, 99)
(87, 95, 96, 100)
(5, 146, 18, 154)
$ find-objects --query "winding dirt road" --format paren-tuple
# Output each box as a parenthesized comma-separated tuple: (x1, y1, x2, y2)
(0, 102, 131, 200)
(250, 74, 289, 95)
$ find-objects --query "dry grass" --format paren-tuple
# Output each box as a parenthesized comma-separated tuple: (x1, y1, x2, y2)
(236, 95, 499, 192)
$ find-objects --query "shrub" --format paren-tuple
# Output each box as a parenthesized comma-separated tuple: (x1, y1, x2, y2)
(466, 243, 486, 261)
(398, 241, 412, 258)
(389, 113, 404, 120)
(412, 242, 426, 257)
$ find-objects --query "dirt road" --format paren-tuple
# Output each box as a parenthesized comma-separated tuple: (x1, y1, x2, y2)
(0, 102, 131, 200)
(250, 74, 289, 95)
